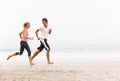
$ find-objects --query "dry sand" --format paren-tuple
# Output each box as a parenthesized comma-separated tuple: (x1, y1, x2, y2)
(0, 61, 120, 81)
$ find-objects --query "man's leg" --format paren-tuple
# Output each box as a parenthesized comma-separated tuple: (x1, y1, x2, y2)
(31, 50, 41, 61)
(31, 41, 44, 62)
(46, 50, 54, 64)
(43, 39, 54, 64)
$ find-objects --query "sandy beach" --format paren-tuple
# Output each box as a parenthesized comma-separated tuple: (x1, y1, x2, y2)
(0, 61, 120, 81)
(0, 0, 120, 80)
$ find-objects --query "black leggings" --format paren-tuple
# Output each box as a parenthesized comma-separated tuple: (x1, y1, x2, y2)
(16, 41, 31, 56)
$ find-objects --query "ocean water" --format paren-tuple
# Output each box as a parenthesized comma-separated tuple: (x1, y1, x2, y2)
(1, 47, 120, 63)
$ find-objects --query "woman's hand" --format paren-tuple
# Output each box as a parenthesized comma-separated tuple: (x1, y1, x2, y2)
(30, 37, 34, 40)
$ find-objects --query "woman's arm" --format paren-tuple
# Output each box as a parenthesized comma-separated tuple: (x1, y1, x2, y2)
(19, 31, 22, 39)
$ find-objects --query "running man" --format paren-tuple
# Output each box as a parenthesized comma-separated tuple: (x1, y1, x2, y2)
(31, 18, 53, 64)
(7, 22, 34, 65)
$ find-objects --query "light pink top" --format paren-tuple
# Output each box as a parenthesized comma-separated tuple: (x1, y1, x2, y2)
(21, 31, 28, 42)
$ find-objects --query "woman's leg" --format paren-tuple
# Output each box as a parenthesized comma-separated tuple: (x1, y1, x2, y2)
(7, 41, 25, 60)
(25, 42, 34, 65)
(7, 53, 17, 60)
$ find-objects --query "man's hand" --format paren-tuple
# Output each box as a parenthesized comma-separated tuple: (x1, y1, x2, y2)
(49, 29, 52, 34)
(37, 37, 40, 40)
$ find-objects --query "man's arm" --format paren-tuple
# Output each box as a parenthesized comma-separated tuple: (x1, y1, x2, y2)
(36, 29, 40, 40)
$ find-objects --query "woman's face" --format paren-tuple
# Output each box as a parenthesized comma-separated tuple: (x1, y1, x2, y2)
(26, 24, 30, 28)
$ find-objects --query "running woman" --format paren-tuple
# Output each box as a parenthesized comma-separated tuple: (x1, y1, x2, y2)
(7, 22, 34, 65)
(31, 18, 53, 64)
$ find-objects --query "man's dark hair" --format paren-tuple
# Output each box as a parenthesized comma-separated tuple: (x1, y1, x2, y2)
(42, 18, 48, 23)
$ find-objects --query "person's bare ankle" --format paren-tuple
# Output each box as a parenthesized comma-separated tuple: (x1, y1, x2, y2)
(7, 55, 11, 60)
(30, 62, 34, 65)
(48, 62, 54, 64)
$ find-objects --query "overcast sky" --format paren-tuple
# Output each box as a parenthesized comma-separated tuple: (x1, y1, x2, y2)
(0, 0, 120, 50)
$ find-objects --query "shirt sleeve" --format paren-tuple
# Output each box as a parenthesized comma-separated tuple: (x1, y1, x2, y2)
(39, 27, 42, 31)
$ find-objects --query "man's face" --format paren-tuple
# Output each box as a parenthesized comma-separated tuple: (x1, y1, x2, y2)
(42, 20, 47, 26)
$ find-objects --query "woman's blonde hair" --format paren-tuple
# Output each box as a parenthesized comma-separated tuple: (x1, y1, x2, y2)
(23, 22, 30, 27)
